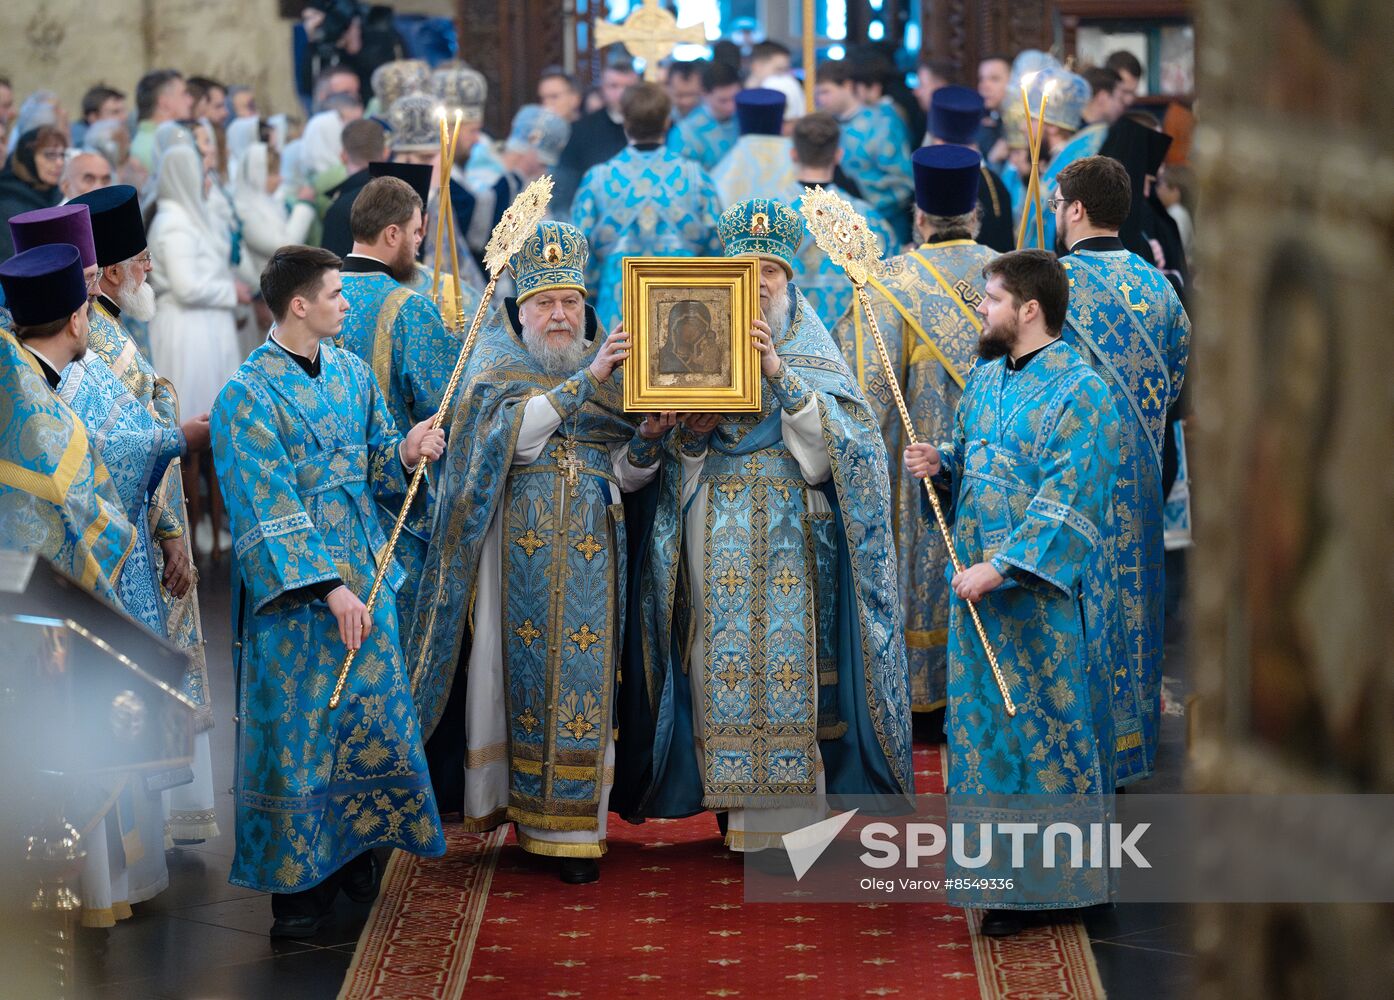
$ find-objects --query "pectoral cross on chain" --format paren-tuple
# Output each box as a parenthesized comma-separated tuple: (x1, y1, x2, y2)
(552, 443, 582, 497)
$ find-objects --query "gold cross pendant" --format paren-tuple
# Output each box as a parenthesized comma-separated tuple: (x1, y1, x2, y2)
(552, 443, 582, 497)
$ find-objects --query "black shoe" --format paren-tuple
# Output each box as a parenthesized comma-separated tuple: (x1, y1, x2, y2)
(979, 909, 1026, 937)
(341, 853, 380, 904)
(269, 913, 327, 939)
(716, 811, 729, 838)
(558, 858, 600, 884)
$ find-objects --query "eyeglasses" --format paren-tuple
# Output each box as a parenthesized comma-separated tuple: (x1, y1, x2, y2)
(85, 273, 102, 293)
(1047, 196, 1070, 211)
(131, 252, 153, 267)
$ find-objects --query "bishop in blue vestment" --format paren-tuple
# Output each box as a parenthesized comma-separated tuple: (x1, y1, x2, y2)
(408, 223, 656, 883)
(615, 200, 914, 858)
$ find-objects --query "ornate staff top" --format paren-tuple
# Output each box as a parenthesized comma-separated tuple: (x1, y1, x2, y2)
(484, 174, 555, 278)
(798, 185, 887, 289)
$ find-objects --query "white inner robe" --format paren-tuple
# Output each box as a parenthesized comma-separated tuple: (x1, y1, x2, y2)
(458, 393, 656, 856)
(681, 397, 832, 851)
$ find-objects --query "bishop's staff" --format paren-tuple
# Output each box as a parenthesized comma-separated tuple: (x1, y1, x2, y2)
(798, 187, 1016, 716)
(329, 175, 556, 710)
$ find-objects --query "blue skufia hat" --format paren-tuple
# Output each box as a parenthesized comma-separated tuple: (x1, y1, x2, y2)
(929, 85, 985, 145)
(0, 244, 88, 327)
(718, 198, 804, 275)
(912, 145, 982, 217)
(69, 184, 146, 267)
(509, 221, 589, 305)
(735, 89, 786, 136)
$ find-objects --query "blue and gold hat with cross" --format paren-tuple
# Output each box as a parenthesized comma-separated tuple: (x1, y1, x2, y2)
(718, 198, 804, 276)
(509, 221, 589, 305)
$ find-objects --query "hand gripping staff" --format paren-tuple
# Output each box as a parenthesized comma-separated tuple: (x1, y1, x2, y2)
(797, 186, 1016, 716)
(328, 175, 557, 710)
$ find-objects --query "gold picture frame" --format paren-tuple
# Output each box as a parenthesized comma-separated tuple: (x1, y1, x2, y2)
(621, 256, 762, 413)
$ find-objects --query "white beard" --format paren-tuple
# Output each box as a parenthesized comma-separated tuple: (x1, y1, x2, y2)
(523, 321, 588, 376)
(764, 285, 792, 341)
(115, 276, 157, 323)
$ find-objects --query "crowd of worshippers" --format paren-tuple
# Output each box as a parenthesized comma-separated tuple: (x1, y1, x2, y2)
(0, 38, 1192, 942)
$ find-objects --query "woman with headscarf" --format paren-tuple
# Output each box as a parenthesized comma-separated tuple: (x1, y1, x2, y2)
(0, 126, 65, 261)
(232, 141, 316, 343)
(148, 144, 247, 556)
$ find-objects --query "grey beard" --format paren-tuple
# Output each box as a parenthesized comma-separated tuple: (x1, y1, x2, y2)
(115, 276, 157, 322)
(523, 322, 588, 376)
(765, 286, 792, 340)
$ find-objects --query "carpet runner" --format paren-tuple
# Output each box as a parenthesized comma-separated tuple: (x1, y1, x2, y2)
(339, 745, 1105, 999)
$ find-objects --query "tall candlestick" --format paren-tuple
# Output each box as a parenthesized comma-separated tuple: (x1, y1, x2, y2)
(445, 111, 464, 329)
(1016, 77, 1041, 250)
(1033, 90, 1051, 249)
(431, 110, 449, 304)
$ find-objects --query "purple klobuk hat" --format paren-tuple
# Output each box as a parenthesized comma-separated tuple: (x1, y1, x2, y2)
(9, 203, 97, 270)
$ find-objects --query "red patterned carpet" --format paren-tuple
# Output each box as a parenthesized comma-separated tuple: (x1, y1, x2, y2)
(339, 746, 1105, 999)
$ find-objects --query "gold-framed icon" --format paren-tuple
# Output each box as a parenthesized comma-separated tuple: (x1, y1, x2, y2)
(620, 256, 761, 413)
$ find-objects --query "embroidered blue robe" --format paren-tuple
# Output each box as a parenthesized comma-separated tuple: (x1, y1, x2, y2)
(615, 289, 914, 818)
(571, 145, 723, 333)
(407, 304, 640, 834)
(667, 104, 740, 173)
(87, 300, 212, 726)
(0, 330, 134, 604)
(831, 239, 998, 712)
(338, 269, 464, 627)
(840, 100, 915, 245)
(1019, 123, 1108, 251)
(935, 339, 1121, 908)
(1061, 249, 1190, 784)
(784, 181, 897, 332)
(59, 354, 182, 635)
(711, 135, 798, 209)
(211, 340, 445, 893)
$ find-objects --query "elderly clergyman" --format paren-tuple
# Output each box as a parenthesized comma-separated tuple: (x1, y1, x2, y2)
(409, 221, 665, 885)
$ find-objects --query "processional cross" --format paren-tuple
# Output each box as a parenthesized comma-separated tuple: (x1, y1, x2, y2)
(595, 0, 708, 81)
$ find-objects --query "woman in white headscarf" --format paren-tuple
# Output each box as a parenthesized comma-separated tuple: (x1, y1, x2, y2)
(233, 141, 317, 343)
(148, 144, 247, 556)
(225, 116, 262, 183)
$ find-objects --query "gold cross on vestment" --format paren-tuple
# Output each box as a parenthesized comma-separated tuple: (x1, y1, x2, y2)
(595, 0, 708, 81)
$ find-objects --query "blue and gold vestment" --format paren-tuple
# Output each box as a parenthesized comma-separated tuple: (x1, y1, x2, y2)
(616, 290, 914, 822)
(571, 145, 723, 333)
(831, 239, 998, 712)
(935, 339, 1120, 909)
(58, 353, 182, 635)
(0, 329, 133, 603)
(711, 135, 798, 208)
(338, 267, 467, 626)
(1061, 248, 1190, 785)
(211, 340, 444, 893)
(840, 100, 915, 245)
(667, 103, 740, 173)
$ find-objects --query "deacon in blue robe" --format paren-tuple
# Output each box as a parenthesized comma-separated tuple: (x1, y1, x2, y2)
(711, 89, 798, 208)
(212, 299, 445, 912)
(908, 250, 1121, 918)
(831, 147, 998, 716)
(336, 182, 468, 628)
(572, 134, 723, 334)
(839, 97, 915, 245)
(614, 200, 914, 852)
(1056, 159, 1190, 785)
(667, 61, 742, 172)
(408, 223, 655, 876)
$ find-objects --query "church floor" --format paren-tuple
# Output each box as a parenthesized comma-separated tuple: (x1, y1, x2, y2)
(74, 553, 1195, 999)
